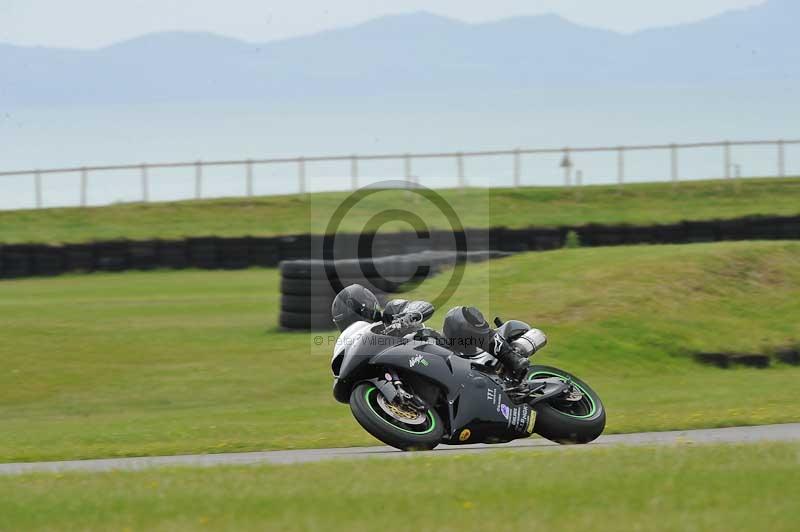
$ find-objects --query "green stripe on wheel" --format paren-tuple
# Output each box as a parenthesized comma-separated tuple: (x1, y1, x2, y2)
(364, 386, 436, 435)
(528, 372, 597, 419)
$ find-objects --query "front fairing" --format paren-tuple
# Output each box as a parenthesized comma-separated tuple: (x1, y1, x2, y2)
(332, 323, 535, 444)
(369, 341, 469, 399)
(331, 321, 373, 369)
(369, 343, 534, 443)
(332, 323, 408, 402)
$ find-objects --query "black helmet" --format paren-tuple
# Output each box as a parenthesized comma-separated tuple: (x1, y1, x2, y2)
(442, 306, 494, 355)
(331, 284, 380, 332)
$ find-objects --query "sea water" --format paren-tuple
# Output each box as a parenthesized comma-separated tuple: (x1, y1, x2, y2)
(1, 83, 798, 210)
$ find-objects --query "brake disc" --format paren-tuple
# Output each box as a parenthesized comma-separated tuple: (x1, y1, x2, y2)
(376, 394, 427, 425)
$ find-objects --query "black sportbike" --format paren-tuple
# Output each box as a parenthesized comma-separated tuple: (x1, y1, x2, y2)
(330, 290, 606, 451)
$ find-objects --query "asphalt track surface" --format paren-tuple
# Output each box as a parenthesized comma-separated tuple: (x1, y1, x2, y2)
(1, 423, 798, 476)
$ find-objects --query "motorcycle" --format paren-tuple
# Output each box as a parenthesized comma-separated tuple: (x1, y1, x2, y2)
(331, 303, 606, 450)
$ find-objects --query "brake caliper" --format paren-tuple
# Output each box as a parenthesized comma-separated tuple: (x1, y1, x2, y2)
(563, 380, 584, 402)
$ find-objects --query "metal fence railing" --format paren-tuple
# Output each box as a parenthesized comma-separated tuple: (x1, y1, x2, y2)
(1, 138, 798, 209)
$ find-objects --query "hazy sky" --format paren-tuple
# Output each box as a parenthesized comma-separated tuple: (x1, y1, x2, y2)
(1, 0, 765, 49)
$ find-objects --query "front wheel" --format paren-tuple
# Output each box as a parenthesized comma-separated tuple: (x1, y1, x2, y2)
(349, 382, 444, 451)
(528, 365, 606, 444)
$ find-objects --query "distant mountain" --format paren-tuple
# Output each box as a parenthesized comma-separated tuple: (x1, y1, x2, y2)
(1, 0, 798, 106)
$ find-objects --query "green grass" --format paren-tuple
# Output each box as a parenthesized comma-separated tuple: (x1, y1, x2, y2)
(0, 241, 799, 463)
(1, 442, 798, 531)
(1, 177, 799, 244)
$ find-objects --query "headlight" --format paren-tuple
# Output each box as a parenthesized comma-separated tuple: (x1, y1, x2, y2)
(331, 351, 344, 376)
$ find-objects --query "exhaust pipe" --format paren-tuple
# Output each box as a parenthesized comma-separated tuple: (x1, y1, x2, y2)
(511, 329, 548, 358)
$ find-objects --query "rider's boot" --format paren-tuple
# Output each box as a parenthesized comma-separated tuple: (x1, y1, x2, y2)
(490, 334, 531, 381)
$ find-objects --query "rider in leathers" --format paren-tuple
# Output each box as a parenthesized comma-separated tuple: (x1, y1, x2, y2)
(332, 284, 530, 380)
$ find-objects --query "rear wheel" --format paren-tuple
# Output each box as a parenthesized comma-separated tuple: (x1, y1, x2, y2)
(527, 365, 606, 444)
(349, 382, 444, 451)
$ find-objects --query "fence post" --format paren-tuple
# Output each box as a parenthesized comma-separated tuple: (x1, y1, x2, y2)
(403, 154, 413, 200)
(724, 141, 731, 179)
(456, 153, 465, 190)
(617, 147, 625, 186)
(350, 155, 359, 190)
(670, 144, 678, 185)
(80, 167, 88, 206)
(194, 161, 203, 199)
(404, 153, 412, 183)
(140, 164, 149, 203)
(778, 140, 785, 178)
(561, 148, 572, 187)
(734, 164, 742, 194)
(513, 149, 521, 188)
(297, 157, 306, 194)
(245, 160, 254, 197)
(34, 170, 42, 209)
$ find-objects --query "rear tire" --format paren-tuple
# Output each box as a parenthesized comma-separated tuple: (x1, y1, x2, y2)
(349, 382, 443, 451)
(528, 365, 606, 444)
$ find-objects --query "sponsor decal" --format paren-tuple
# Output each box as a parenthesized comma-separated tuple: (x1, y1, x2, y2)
(493, 335, 504, 354)
(526, 409, 537, 434)
(409, 354, 429, 368)
(486, 388, 497, 403)
(458, 429, 472, 442)
(500, 404, 510, 419)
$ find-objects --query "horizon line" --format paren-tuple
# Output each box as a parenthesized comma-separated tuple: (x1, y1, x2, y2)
(0, 2, 766, 52)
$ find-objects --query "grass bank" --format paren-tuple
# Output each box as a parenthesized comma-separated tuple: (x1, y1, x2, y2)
(0, 241, 798, 462)
(1, 442, 798, 531)
(1, 177, 799, 244)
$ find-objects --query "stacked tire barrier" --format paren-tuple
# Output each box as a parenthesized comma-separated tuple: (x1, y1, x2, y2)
(278, 250, 512, 330)
(694, 345, 800, 369)
(0, 227, 563, 280)
(2, 215, 800, 280)
(574, 215, 800, 247)
(0, 237, 281, 279)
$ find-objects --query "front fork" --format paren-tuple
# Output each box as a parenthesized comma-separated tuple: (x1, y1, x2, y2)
(367, 369, 427, 411)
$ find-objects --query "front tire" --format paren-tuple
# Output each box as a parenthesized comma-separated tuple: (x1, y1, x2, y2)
(349, 382, 444, 451)
(528, 365, 606, 444)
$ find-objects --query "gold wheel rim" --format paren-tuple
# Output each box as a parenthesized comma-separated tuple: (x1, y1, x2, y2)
(376, 393, 427, 425)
